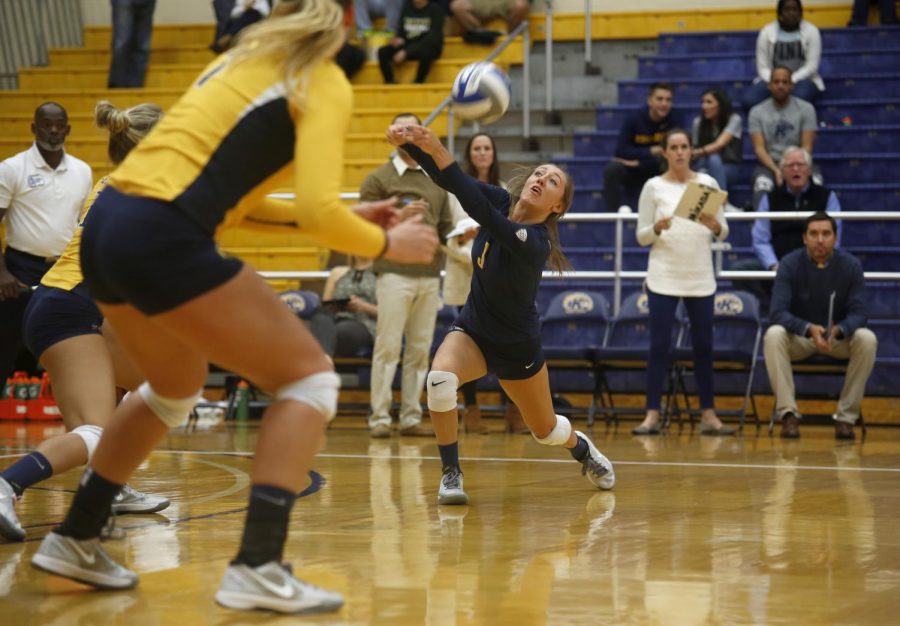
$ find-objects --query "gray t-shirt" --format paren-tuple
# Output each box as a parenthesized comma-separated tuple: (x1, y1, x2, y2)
(748, 96, 817, 163)
(691, 112, 743, 164)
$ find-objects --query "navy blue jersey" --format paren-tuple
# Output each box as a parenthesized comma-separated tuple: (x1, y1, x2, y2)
(403, 145, 549, 342)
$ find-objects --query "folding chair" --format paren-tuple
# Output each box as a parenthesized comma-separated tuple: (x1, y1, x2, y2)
(672, 290, 763, 433)
(540, 290, 611, 424)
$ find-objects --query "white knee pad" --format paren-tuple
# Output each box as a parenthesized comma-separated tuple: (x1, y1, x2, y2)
(137, 382, 203, 428)
(71, 424, 103, 462)
(275, 371, 341, 423)
(426, 370, 459, 412)
(533, 414, 572, 446)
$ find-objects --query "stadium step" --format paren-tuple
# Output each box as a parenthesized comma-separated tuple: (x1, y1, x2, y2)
(657, 25, 900, 55)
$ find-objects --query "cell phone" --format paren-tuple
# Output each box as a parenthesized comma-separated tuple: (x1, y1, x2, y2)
(322, 298, 351, 308)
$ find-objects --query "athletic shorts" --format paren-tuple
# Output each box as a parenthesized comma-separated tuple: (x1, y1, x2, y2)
(80, 187, 243, 315)
(23, 285, 103, 360)
(449, 322, 544, 380)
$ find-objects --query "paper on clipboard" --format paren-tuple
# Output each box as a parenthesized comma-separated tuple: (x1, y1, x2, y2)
(446, 217, 479, 239)
(673, 181, 728, 222)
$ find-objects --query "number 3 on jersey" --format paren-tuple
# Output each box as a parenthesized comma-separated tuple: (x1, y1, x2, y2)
(477, 241, 490, 269)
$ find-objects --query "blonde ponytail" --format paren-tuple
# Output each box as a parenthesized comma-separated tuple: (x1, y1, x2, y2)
(94, 100, 163, 165)
(229, 0, 347, 107)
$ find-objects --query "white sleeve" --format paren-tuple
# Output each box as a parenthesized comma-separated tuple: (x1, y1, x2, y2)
(636, 179, 659, 247)
(0, 161, 16, 208)
(756, 24, 773, 83)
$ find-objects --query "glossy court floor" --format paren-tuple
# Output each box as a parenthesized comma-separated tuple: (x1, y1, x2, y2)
(0, 417, 898, 625)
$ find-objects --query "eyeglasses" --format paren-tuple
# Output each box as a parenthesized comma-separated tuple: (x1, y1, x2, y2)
(783, 162, 809, 169)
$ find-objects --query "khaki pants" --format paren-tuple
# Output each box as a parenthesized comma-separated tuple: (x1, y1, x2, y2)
(763, 325, 878, 424)
(369, 273, 441, 429)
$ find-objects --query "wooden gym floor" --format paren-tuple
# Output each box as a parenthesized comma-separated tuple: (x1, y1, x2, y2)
(1, 417, 898, 625)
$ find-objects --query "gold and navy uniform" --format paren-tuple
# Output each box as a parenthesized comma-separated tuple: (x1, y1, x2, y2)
(22, 178, 108, 359)
(403, 144, 550, 379)
(81, 55, 387, 314)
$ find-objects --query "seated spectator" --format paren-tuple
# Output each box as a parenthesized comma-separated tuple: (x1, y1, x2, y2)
(378, 0, 445, 84)
(602, 82, 680, 213)
(848, 0, 897, 26)
(691, 88, 742, 193)
(450, 0, 529, 40)
(309, 256, 378, 358)
(732, 147, 841, 310)
(211, 0, 271, 53)
(354, 0, 404, 38)
(764, 212, 877, 441)
(748, 66, 818, 211)
(742, 0, 824, 111)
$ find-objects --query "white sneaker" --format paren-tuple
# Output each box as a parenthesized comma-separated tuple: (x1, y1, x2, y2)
(111, 484, 170, 515)
(215, 561, 343, 614)
(437, 466, 469, 505)
(31, 532, 138, 589)
(0, 478, 25, 542)
(575, 431, 616, 490)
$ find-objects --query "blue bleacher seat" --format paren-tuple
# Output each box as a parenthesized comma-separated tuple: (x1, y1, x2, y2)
(657, 26, 900, 55)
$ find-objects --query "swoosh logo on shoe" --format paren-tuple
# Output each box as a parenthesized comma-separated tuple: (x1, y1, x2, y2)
(525, 362, 535, 369)
(69, 540, 96, 566)
(246, 568, 295, 599)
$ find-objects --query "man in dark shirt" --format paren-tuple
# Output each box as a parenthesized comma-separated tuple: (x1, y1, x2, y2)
(763, 212, 877, 440)
(602, 82, 679, 212)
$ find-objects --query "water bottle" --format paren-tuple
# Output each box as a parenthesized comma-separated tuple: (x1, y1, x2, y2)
(235, 380, 250, 421)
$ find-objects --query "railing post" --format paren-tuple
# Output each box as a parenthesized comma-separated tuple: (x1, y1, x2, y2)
(522, 24, 535, 150)
(584, 0, 600, 75)
(613, 206, 630, 316)
(447, 106, 455, 156)
(545, 1, 560, 124)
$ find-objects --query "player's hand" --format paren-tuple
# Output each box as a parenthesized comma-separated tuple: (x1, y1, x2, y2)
(382, 214, 439, 264)
(653, 217, 671, 235)
(385, 124, 409, 147)
(399, 124, 442, 155)
(809, 324, 832, 353)
(0, 269, 21, 301)
(353, 198, 401, 229)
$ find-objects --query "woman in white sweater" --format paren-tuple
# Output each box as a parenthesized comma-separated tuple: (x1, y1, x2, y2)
(632, 128, 735, 436)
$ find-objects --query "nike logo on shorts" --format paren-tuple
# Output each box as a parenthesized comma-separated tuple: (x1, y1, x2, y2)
(431, 381, 446, 386)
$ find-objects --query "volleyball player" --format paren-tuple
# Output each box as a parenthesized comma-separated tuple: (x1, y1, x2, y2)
(30, 0, 438, 615)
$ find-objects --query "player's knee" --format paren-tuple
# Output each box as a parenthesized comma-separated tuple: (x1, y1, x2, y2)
(427, 370, 459, 412)
(138, 382, 203, 428)
(275, 371, 341, 423)
(533, 414, 572, 446)
(71, 424, 103, 462)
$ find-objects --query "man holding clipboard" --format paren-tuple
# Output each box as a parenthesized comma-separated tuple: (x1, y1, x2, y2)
(763, 212, 877, 440)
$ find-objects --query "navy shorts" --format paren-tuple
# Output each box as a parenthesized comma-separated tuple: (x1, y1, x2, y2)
(449, 323, 545, 380)
(23, 285, 103, 360)
(81, 187, 243, 315)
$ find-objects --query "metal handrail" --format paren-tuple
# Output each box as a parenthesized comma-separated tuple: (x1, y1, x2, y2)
(421, 21, 531, 153)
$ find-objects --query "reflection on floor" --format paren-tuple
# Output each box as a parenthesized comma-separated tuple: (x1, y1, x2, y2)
(1, 418, 898, 625)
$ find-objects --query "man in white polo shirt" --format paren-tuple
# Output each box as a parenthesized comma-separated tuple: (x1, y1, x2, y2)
(0, 102, 92, 380)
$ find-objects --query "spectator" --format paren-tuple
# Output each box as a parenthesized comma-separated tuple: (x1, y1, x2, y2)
(108, 0, 157, 88)
(848, 0, 897, 25)
(748, 65, 818, 210)
(691, 88, 743, 193)
(210, 0, 271, 54)
(764, 212, 877, 440)
(602, 82, 679, 213)
(734, 147, 841, 309)
(450, 0, 529, 40)
(310, 256, 378, 357)
(363, 112, 454, 438)
(742, 0, 824, 111)
(633, 128, 733, 436)
(0, 102, 92, 383)
(354, 0, 404, 37)
(378, 0, 444, 84)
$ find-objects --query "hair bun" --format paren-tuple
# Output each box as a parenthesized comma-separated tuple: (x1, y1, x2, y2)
(94, 101, 129, 134)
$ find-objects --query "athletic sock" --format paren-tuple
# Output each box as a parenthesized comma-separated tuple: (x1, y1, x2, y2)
(1, 451, 53, 496)
(438, 442, 460, 471)
(232, 485, 295, 567)
(55, 467, 123, 539)
(569, 435, 589, 462)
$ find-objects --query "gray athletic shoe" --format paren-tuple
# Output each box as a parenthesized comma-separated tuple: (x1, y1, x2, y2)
(111, 484, 170, 515)
(437, 466, 469, 505)
(0, 478, 25, 542)
(215, 561, 344, 614)
(31, 532, 138, 590)
(575, 431, 616, 490)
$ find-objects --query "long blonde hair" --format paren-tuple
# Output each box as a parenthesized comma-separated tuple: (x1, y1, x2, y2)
(228, 0, 347, 106)
(94, 101, 163, 165)
(507, 165, 575, 273)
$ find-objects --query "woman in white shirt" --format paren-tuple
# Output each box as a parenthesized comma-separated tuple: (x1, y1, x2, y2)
(632, 128, 735, 436)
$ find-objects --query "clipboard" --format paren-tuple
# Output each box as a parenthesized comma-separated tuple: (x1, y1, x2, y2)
(673, 181, 728, 222)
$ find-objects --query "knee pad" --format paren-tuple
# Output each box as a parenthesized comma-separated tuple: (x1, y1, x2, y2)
(71, 424, 103, 462)
(533, 414, 572, 446)
(426, 370, 459, 412)
(275, 371, 341, 423)
(137, 382, 202, 428)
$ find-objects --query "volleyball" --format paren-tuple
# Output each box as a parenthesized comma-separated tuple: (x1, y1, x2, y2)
(450, 62, 511, 125)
